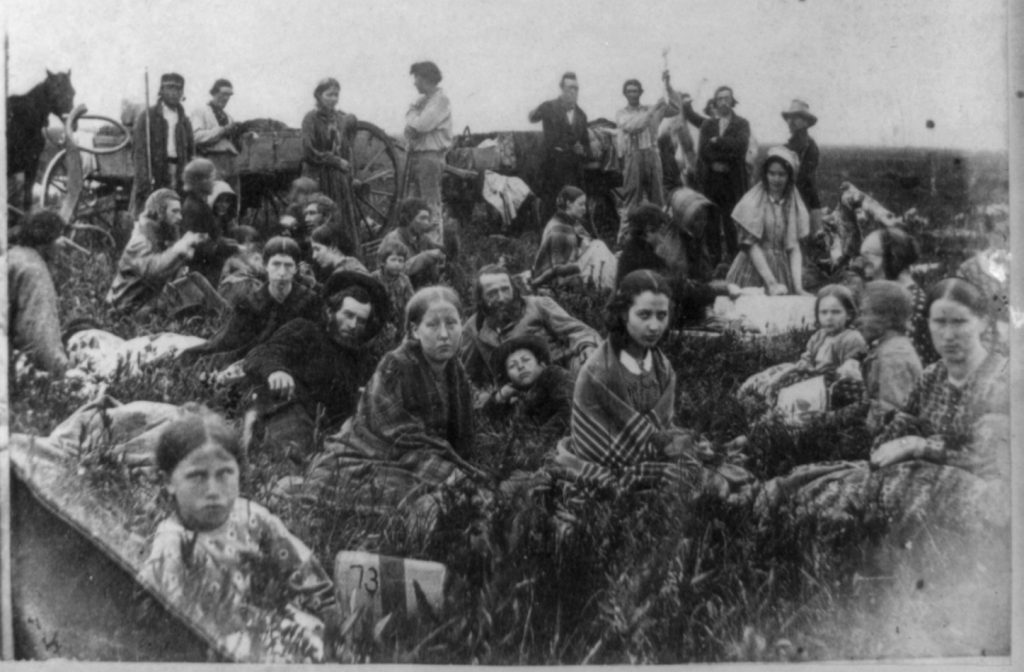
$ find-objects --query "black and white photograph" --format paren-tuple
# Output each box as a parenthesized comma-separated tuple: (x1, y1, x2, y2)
(1, 0, 1019, 666)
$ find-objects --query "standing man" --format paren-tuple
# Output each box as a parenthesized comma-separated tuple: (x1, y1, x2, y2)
(782, 99, 822, 234)
(616, 78, 675, 217)
(404, 61, 452, 248)
(694, 85, 750, 269)
(191, 78, 241, 200)
(131, 72, 195, 216)
(529, 72, 592, 224)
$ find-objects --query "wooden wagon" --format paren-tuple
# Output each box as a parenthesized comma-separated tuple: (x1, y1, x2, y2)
(40, 105, 404, 258)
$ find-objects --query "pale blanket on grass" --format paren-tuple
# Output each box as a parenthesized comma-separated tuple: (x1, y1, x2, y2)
(712, 289, 816, 335)
(65, 329, 206, 395)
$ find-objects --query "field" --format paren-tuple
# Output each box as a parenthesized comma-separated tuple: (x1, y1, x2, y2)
(9, 145, 1011, 663)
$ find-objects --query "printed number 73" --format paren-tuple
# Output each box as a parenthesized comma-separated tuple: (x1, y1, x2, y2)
(349, 564, 379, 595)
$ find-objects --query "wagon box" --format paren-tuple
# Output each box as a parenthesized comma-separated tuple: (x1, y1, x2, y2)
(236, 129, 304, 174)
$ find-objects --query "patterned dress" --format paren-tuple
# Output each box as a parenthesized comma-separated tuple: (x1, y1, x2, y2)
(140, 498, 338, 662)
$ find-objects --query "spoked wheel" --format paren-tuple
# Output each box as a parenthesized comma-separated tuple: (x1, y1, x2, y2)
(350, 121, 401, 246)
(40, 108, 132, 258)
(41, 150, 128, 257)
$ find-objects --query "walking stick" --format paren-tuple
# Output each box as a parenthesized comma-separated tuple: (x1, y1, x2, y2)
(144, 69, 154, 192)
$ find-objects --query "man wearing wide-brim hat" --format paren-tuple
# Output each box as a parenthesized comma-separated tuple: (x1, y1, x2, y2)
(131, 72, 195, 216)
(243, 270, 390, 461)
(782, 99, 823, 233)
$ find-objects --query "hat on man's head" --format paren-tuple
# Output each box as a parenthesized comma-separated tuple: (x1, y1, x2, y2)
(322, 270, 391, 340)
(491, 334, 551, 383)
(160, 72, 185, 87)
(781, 99, 817, 127)
(209, 78, 233, 95)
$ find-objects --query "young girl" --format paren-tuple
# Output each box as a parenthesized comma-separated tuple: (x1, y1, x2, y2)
(554, 270, 710, 494)
(371, 238, 415, 333)
(141, 405, 340, 662)
(739, 284, 867, 405)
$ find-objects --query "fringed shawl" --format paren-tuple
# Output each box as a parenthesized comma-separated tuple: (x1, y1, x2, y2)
(564, 340, 678, 489)
(731, 182, 810, 250)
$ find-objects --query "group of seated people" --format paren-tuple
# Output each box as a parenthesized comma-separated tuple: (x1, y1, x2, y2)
(7, 144, 1009, 661)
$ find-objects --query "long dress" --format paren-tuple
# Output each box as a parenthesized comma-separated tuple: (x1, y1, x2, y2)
(755, 351, 1009, 539)
(725, 183, 810, 292)
(301, 107, 358, 246)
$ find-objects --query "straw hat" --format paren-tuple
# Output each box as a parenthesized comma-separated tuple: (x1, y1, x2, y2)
(781, 99, 817, 127)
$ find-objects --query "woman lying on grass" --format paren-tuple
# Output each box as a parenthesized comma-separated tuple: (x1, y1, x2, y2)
(756, 278, 1009, 539)
(553, 269, 751, 498)
(140, 405, 341, 663)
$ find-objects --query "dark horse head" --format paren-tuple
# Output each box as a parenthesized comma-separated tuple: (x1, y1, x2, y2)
(44, 69, 75, 116)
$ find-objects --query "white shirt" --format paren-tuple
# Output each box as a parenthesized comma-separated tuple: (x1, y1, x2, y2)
(161, 103, 179, 159)
(619, 348, 653, 375)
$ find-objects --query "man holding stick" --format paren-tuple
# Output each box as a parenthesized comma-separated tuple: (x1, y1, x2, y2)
(131, 72, 195, 216)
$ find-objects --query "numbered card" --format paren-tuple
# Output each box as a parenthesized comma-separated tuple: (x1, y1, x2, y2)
(333, 551, 447, 621)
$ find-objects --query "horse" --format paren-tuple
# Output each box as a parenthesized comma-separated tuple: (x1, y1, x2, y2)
(7, 69, 76, 215)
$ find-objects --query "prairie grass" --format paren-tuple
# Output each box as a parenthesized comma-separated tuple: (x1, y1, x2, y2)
(9, 196, 1009, 663)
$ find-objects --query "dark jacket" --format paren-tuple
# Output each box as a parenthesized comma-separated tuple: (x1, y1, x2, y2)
(695, 112, 750, 203)
(181, 282, 324, 367)
(616, 234, 717, 326)
(529, 99, 592, 161)
(244, 318, 370, 427)
(181, 191, 235, 285)
(132, 101, 194, 191)
(785, 130, 821, 210)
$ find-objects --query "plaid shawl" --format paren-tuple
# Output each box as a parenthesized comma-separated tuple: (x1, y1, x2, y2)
(562, 340, 684, 491)
(305, 340, 477, 507)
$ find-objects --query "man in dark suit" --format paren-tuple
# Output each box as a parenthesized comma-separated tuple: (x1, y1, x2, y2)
(694, 85, 750, 267)
(529, 72, 592, 223)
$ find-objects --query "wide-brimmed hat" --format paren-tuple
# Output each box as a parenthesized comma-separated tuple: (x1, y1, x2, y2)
(781, 99, 817, 127)
(322, 270, 391, 340)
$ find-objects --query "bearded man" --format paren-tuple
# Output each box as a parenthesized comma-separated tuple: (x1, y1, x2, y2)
(460, 264, 598, 386)
(243, 271, 389, 461)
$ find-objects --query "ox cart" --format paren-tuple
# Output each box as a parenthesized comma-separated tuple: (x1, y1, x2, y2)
(39, 105, 403, 258)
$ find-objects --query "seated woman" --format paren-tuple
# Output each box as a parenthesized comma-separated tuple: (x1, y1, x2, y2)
(739, 283, 867, 407)
(301, 286, 477, 519)
(208, 180, 239, 238)
(756, 278, 1008, 538)
(532, 186, 617, 290)
(140, 405, 340, 662)
(481, 334, 574, 437)
(215, 225, 264, 304)
(379, 198, 446, 289)
(726, 146, 811, 296)
(180, 237, 324, 368)
(857, 225, 939, 365)
(616, 198, 739, 326)
(309, 223, 368, 285)
(553, 270, 748, 496)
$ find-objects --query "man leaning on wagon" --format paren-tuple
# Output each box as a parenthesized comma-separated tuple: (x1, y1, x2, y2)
(191, 78, 241, 200)
(131, 72, 195, 216)
(404, 60, 453, 248)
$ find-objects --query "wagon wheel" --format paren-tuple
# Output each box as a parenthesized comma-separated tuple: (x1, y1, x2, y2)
(349, 121, 401, 246)
(40, 109, 132, 257)
(41, 149, 123, 256)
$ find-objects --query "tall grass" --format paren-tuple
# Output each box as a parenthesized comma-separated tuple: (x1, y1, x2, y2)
(9, 205, 1008, 663)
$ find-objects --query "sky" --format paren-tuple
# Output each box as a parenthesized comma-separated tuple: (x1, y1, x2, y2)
(2, 0, 1011, 151)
